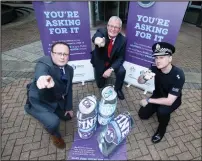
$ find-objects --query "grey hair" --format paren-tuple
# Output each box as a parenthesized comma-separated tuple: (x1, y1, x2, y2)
(108, 16, 122, 28)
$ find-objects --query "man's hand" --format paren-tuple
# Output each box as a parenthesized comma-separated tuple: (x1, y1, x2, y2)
(141, 70, 155, 81)
(36, 75, 55, 89)
(65, 110, 73, 118)
(94, 37, 105, 48)
(102, 69, 113, 78)
(140, 99, 148, 107)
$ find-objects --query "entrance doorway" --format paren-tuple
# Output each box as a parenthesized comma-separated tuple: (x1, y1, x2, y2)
(95, 1, 129, 23)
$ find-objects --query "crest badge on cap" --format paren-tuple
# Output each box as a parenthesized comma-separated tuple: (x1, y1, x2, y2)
(152, 42, 175, 56)
(155, 44, 161, 52)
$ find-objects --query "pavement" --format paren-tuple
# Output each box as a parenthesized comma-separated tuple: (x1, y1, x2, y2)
(1, 8, 202, 160)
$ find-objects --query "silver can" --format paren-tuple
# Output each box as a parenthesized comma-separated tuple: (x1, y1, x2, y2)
(98, 85, 117, 126)
(97, 112, 134, 157)
(77, 95, 98, 139)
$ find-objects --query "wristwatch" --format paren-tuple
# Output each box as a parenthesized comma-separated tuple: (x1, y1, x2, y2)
(109, 67, 114, 72)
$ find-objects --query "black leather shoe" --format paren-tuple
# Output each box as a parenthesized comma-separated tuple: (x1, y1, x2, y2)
(151, 130, 165, 144)
(116, 90, 125, 100)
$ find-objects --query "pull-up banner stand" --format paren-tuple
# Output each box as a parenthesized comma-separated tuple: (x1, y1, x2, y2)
(124, 1, 188, 93)
(33, 1, 94, 84)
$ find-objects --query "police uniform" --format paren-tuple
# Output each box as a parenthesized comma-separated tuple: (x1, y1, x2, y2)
(138, 42, 185, 143)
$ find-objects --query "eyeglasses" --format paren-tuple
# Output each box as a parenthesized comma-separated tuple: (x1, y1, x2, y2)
(52, 52, 69, 57)
(107, 24, 120, 30)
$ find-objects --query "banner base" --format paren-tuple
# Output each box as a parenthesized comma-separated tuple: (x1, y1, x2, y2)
(123, 61, 155, 93)
(68, 59, 95, 83)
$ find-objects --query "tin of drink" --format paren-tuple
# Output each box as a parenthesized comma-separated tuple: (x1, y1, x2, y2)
(98, 85, 117, 126)
(97, 112, 134, 157)
(77, 95, 98, 139)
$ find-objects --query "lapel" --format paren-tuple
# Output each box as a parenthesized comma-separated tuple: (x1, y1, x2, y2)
(52, 66, 62, 83)
(64, 66, 70, 95)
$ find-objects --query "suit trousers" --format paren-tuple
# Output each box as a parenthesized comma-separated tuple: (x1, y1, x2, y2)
(138, 102, 180, 134)
(94, 65, 126, 91)
(25, 101, 71, 138)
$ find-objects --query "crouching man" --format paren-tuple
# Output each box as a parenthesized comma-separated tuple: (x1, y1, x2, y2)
(24, 42, 74, 149)
(137, 42, 185, 143)
(90, 16, 126, 100)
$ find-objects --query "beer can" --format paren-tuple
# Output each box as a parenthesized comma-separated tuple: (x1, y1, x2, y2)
(77, 95, 98, 139)
(98, 85, 117, 126)
(97, 112, 134, 157)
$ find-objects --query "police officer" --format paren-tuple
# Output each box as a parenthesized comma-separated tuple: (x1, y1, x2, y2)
(137, 42, 185, 143)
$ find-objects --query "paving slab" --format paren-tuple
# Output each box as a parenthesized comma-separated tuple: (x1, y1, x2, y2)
(184, 72, 201, 84)
(2, 60, 36, 72)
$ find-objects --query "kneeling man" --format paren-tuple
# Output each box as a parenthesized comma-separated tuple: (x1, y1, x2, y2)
(24, 42, 74, 149)
(91, 16, 126, 100)
(137, 42, 185, 143)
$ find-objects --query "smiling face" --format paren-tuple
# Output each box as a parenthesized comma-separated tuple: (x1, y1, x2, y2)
(155, 55, 172, 69)
(51, 43, 70, 67)
(107, 17, 122, 39)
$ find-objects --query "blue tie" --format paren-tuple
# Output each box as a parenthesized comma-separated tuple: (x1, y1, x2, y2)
(60, 68, 65, 81)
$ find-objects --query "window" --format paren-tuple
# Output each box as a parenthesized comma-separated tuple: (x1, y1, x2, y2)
(189, 1, 202, 9)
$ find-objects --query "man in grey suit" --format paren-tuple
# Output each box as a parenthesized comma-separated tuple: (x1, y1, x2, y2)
(24, 42, 74, 149)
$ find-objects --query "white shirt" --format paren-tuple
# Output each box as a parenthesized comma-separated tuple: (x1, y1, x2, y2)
(109, 36, 116, 45)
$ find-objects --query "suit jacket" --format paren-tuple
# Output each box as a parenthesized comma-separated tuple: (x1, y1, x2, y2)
(26, 56, 74, 112)
(90, 28, 126, 72)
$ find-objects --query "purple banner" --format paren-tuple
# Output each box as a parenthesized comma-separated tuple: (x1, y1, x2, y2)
(125, 2, 188, 68)
(67, 125, 127, 160)
(33, 2, 92, 61)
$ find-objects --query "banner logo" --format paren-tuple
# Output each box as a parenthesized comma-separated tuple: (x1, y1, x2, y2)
(105, 127, 115, 143)
(128, 66, 136, 79)
(138, 1, 155, 8)
(71, 64, 76, 70)
(44, 1, 54, 4)
(130, 66, 136, 73)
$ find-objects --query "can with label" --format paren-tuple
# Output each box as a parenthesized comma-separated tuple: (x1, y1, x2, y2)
(98, 85, 117, 126)
(97, 112, 134, 157)
(77, 95, 98, 139)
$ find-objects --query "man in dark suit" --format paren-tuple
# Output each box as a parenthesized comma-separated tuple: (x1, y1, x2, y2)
(91, 16, 126, 100)
(24, 42, 74, 149)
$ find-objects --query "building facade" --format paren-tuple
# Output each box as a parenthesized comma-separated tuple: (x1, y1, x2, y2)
(89, 1, 202, 28)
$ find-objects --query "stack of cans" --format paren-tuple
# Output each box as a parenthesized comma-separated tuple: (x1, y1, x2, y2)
(97, 112, 134, 157)
(77, 95, 98, 139)
(98, 86, 117, 126)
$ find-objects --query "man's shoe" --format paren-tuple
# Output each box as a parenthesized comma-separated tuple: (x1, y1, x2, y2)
(151, 130, 165, 144)
(50, 135, 65, 149)
(116, 90, 125, 100)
